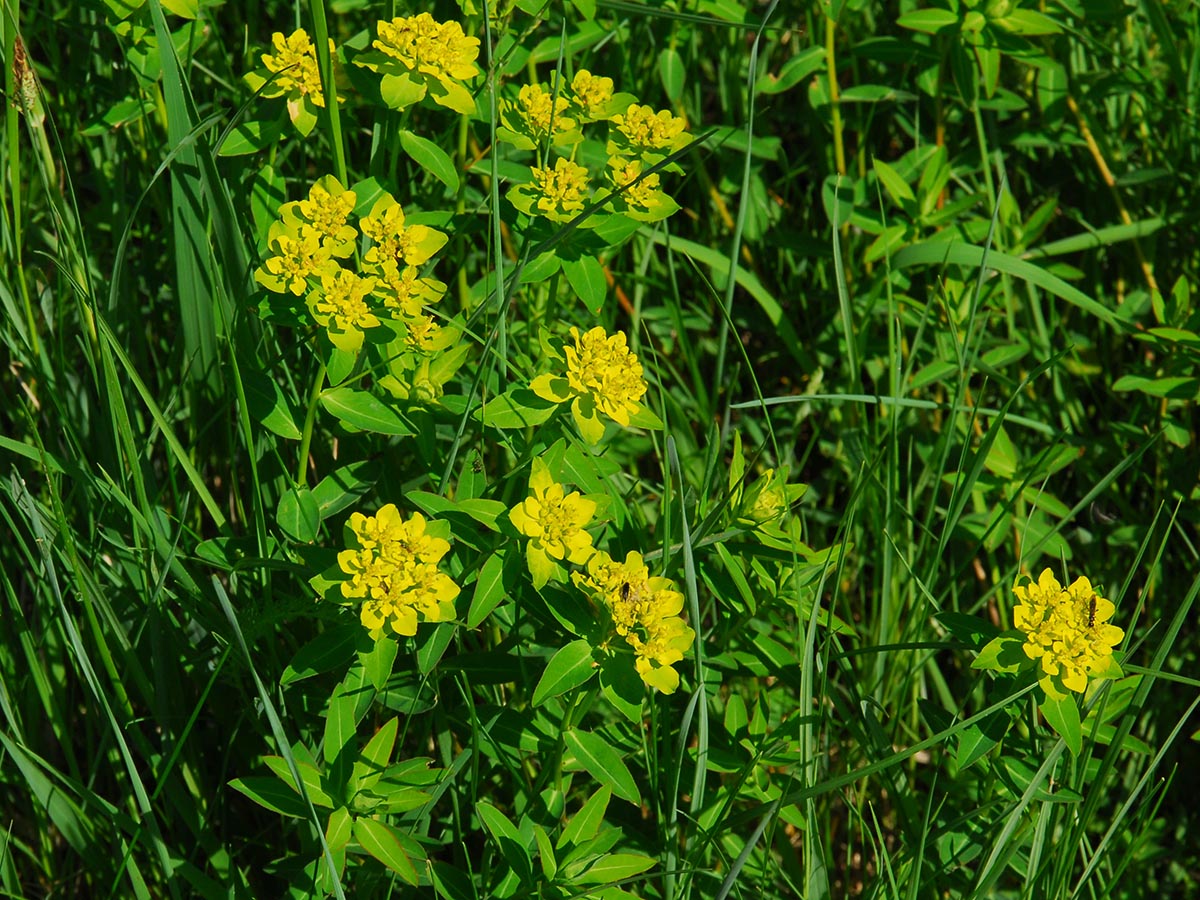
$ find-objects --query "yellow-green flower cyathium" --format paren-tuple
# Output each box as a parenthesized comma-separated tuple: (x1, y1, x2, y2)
(532, 326, 649, 443)
(608, 104, 690, 164)
(338, 504, 460, 639)
(509, 459, 596, 588)
(498, 83, 580, 151)
(355, 13, 481, 114)
(360, 195, 449, 271)
(246, 29, 342, 134)
(280, 176, 358, 256)
(603, 157, 680, 222)
(1013, 568, 1124, 698)
(574, 550, 694, 694)
(307, 269, 380, 353)
(510, 157, 591, 222)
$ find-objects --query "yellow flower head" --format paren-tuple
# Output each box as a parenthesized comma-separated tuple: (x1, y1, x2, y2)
(500, 83, 577, 149)
(608, 157, 663, 209)
(337, 504, 459, 639)
(509, 459, 597, 588)
(574, 550, 694, 694)
(280, 176, 357, 254)
(258, 224, 336, 296)
(260, 29, 326, 106)
(307, 269, 380, 353)
(373, 260, 447, 318)
(610, 104, 690, 158)
(569, 69, 615, 121)
(1012, 568, 1124, 697)
(361, 195, 449, 270)
(359, 14, 480, 114)
(531, 326, 649, 443)
(524, 158, 591, 222)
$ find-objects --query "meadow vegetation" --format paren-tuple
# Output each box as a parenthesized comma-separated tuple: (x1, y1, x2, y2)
(1, 0, 1199, 896)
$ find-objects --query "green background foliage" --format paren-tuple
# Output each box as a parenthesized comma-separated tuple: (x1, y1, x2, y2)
(1, 0, 1198, 897)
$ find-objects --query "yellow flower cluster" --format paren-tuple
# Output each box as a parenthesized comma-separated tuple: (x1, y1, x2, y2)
(245, 29, 342, 135)
(509, 459, 596, 589)
(574, 550, 695, 694)
(261, 30, 324, 104)
(338, 504, 460, 639)
(504, 68, 687, 224)
(357, 13, 481, 114)
(1012, 568, 1124, 698)
(254, 175, 451, 361)
(531, 326, 649, 444)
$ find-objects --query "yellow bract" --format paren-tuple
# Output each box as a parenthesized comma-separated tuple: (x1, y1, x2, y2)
(574, 550, 694, 694)
(1012, 568, 1124, 698)
(338, 504, 460, 639)
(509, 459, 597, 588)
(260, 29, 325, 106)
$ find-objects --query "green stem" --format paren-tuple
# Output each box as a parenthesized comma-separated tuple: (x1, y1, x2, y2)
(296, 359, 327, 486)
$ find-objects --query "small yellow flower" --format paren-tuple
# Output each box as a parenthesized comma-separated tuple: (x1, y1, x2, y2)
(307, 269, 380, 352)
(338, 504, 459, 639)
(609, 104, 690, 160)
(260, 29, 325, 106)
(509, 459, 597, 588)
(569, 69, 615, 121)
(372, 260, 447, 318)
(510, 158, 591, 222)
(574, 550, 694, 694)
(280, 176, 357, 255)
(499, 83, 578, 150)
(257, 224, 336, 295)
(361, 195, 449, 270)
(531, 326, 649, 443)
(357, 14, 481, 114)
(1012, 568, 1124, 698)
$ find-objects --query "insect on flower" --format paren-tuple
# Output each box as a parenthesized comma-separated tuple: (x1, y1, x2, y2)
(1088, 596, 1097, 628)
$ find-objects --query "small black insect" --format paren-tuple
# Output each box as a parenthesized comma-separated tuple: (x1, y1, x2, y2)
(1087, 597, 1097, 629)
(471, 454, 484, 473)
(619, 581, 632, 602)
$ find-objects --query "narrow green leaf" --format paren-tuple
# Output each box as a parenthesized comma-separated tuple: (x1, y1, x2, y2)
(896, 8, 959, 32)
(561, 255, 608, 313)
(563, 730, 639, 804)
(277, 484, 321, 543)
(477, 801, 534, 880)
(324, 666, 373, 763)
(476, 389, 558, 429)
(354, 818, 418, 884)
(321, 387, 413, 435)
(558, 786, 612, 849)
(281, 624, 361, 686)
(468, 551, 509, 628)
(577, 852, 657, 884)
(243, 365, 301, 439)
(1040, 693, 1082, 755)
(658, 48, 685, 100)
(400, 129, 460, 191)
(532, 640, 597, 706)
(228, 776, 310, 818)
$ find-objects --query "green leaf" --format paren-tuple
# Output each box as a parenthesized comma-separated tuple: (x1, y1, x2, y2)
(658, 48, 685, 101)
(477, 801, 533, 880)
(972, 633, 1028, 673)
(756, 47, 825, 95)
(468, 550, 510, 628)
(243, 365, 301, 439)
(359, 717, 398, 772)
(354, 817, 418, 884)
(277, 484, 321, 543)
(228, 776, 310, 818)
(476, 388, 559, 429)
(576, 853, 657, 884)
(326, 807, 353, 850)
(896, 8, 960, 32)
(1040, 692, 1082, 755)
(311, 461, 379, 520)
(532, 640, 597, 706)
(321, 387, 413, 435)
(1111, 375, 1200, 399)
(534, 824, 558, 880)
(263, 756, 335, 808)
(400, 129, 460, 191)
(324, 666, 374, 763)
(218, 118, 286, 156)
(282, 624, 361, 686)
(558, 786, 611, 849)
(995, 9, 1062, 34)
(359, 635, 399, 691)
(561, 255, 608, 313)
(563, 730, 639, 804)
(872, 157, 916, 207)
